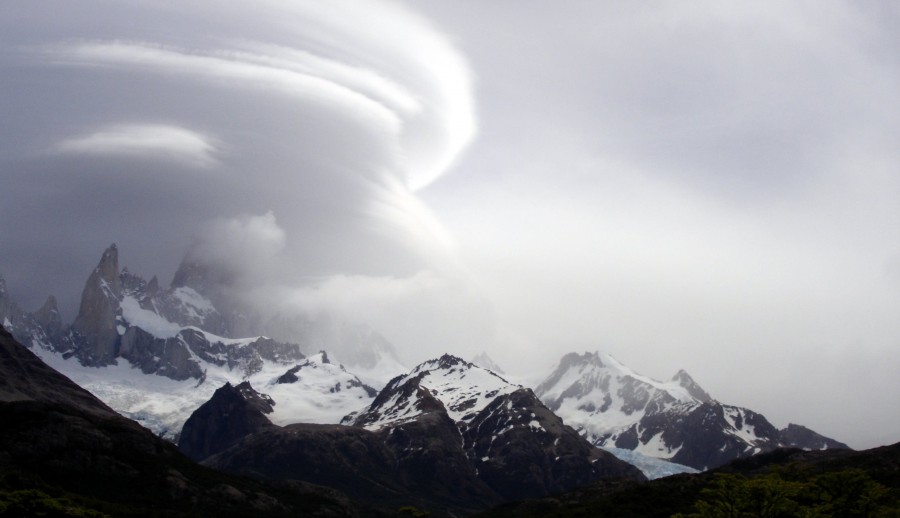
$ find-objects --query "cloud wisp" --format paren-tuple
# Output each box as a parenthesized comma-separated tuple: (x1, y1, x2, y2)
(54, 124, 219, 168)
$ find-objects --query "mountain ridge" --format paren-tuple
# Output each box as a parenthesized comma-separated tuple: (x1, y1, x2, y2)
(535, 350, 849, 470)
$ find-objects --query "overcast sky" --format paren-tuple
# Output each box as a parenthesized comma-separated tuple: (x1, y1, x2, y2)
(1, 1, 898, 450)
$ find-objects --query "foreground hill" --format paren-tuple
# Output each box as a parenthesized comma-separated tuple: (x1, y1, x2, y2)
(0, 325, 374, 517)
(477, 441, 900, 517)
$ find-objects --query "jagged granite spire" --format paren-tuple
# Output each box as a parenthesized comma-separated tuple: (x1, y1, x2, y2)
(71, 244, 122, 364)
(33, 295, 63, 341)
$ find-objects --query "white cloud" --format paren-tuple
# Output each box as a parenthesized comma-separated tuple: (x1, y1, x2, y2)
(54, 124, 218, 168)
(51, 42, 404, 138)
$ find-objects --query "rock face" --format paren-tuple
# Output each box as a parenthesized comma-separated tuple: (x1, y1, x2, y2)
(0, 275, 68, 354)
(535, 351, 850, 470)
(463, 388, 644, 501)
(179, 381, 276, 461)
(0, 325, 366, 517)
(70, 243, 122, 364)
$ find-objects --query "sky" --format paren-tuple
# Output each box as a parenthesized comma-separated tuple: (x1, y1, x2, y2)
(1, 1, 898, 450)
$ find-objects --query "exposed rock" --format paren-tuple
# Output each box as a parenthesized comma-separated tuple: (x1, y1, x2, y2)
(463, 388, 645, 501)
(70, 243, 122, 364)
(118, 326, 205, 381)
(178, 381, 276, 462)
(780, 423, 850, 450)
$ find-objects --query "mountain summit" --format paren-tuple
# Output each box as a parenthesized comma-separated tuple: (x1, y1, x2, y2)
(535, 351, 849, 470)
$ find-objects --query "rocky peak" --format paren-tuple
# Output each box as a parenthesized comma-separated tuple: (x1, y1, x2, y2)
(171, 258, 217, 297)
(464, 387, 646, 501)
(671, 368, 712, 403)
(779, 423, 850, 451)
(348, 371, 449, 429)
(71, 244, 124, 365)
(95, 243, 122, 294)
(33, 295, 62, 338)
(347, 353, 520, 429)
(177, 381, 275, 461)
(146, 275, 159, 298)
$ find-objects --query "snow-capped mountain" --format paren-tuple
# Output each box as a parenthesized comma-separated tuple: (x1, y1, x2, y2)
(343, 353, 520, 429)
(342, 354, 646, 497)
(535, 351, 849, 470)
(0, 244, 403, 439)
(181, 354, 644, 511)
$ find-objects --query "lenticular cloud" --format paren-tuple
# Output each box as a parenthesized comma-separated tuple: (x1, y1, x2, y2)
(0, 0, 480, 357)
(38, 0, 475, 192)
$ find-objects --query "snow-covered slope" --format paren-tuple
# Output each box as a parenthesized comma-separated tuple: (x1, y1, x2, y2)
(535, 351, 849, 470)
(536, 351, 697, 445)
(30, 344, 379, 440)
(345, 354, 520, 430)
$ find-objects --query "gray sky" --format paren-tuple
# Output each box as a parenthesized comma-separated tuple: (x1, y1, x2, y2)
(1, 1, 898, 450)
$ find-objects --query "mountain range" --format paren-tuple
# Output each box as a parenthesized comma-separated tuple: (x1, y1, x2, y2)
(0, 243, 852, 505)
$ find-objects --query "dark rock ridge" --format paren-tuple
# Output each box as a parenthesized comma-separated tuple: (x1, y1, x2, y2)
(535, 351, 850, 470)
(0, 324, 369, 517)
(463, 388, 644, 501)
(179, 381, 276, 462)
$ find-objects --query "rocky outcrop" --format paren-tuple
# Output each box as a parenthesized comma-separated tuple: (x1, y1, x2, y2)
(0, 276, 69, 354)
(780, 423, 850, 451)
(118, 326, 206, 380)
(178, 381, 276, 462)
